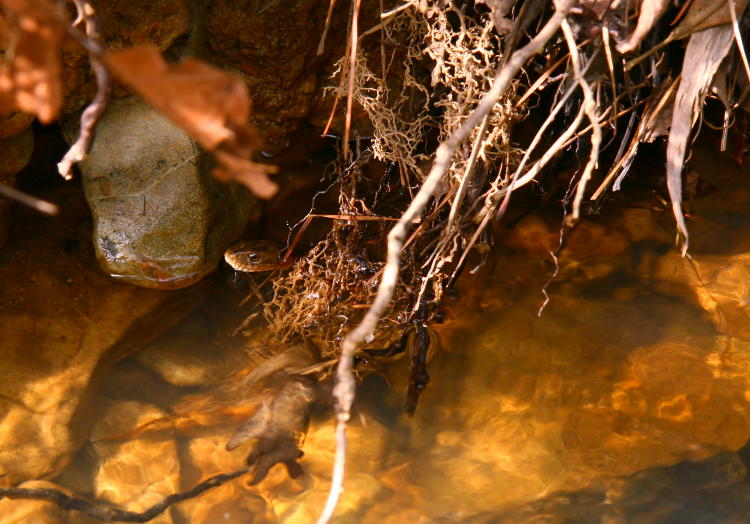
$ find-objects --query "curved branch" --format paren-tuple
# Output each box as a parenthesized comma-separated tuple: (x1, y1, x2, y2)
(316, 1, 576, 521)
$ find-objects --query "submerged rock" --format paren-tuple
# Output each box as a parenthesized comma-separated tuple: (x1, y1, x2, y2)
(646, 251, 750, 339)
(68, 96, 256, 290)
(135, 320, 240, 388)
(91, 401, 181, 523)
(478, 451, 750, 524)
(0, 185, 203, 484)
(176, 435, 277, 523)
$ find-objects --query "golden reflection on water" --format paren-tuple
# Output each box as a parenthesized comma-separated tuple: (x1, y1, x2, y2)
(284, 248, 750, 522)
(56, 178, 750, 521)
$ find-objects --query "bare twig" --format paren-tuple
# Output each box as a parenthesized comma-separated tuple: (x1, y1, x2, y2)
(728, 0, 750, 84)
(0, 467, 249, 522)
(591, 76, 680, 199)
(343, 0, 362, 161)
(561, 19, 601, 222)
(57, 0, 111, 180)
(317, 0, 338, 55)
(316, 1, 576, 521)
(359, 0, 417, 40)
(0, 183, 59, 215)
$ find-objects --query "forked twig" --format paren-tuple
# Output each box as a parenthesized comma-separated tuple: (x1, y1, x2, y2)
(0, 467, 249, 522)
(316, 1, 576, 521)
(57, 0, 111, 180)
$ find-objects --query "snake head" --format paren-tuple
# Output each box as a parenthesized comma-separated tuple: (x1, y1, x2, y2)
(224, 239, 281, 272)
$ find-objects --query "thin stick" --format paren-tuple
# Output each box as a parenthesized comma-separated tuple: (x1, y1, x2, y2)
(601, 26, 618, 131)
(317, 0, 338, 55)
(0, 467, 249, 522)
(316, 1, 575, 521)
(497, 79, 580, 218)
(446, 113, 490, 232)
(359, 0, 417, 40)
(728, 0, 750, 84)
(561, 20, 601, 221)
(343, 0, 362, 161)
(591, 76, 680, 199)
(58, 0, 111, 180)
(0, 183, 59, 215)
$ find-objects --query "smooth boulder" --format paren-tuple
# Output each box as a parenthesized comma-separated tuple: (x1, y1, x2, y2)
(70, 96, 256, 289)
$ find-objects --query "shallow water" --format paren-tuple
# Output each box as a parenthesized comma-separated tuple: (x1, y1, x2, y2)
(7, 137, 750, 522)
(289, 247, 750, 523)
(46, 195, 750, 523)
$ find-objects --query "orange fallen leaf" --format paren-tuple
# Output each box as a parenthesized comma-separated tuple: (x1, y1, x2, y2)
(0, 0, 64, 123)
(103, 46, 278, 199)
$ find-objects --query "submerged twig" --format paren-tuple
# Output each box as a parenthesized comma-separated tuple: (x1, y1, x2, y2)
(0, 467, 249, 522)
(317, 1, 576, 521)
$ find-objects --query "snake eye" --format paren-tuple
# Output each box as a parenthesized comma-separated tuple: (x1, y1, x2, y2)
(247, 252, 260, 262)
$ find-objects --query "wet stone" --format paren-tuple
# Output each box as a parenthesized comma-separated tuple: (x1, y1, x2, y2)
(69, 96, 256, 289)
(135, 320, 239, 388)
(0, 184, 201, 484)
(645, 251, 750, 339)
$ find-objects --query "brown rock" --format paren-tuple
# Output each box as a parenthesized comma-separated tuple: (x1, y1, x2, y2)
(0, 112, 34, 140)
(62, 0, 189, 114)
(502, 215, 557, 256)
(647, 251, 750, 339)
(135, 321, 240, 387)
(0, 127, 34, 247)
(619, 206, 671, 244)
(205, 0, 340, 151)
(70, 96, 256, 289)
(0, 184, 203, 484)
(564, 219, 629, 260)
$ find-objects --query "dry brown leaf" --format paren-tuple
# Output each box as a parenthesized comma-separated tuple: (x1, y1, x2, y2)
(672, 0, 749, 38)
(666, 24, 734, 255)
(0, 0, 64, 123)
(617, 0, 671, 54)
(103, 46, 278, 199)
(214, 150, 279, 200)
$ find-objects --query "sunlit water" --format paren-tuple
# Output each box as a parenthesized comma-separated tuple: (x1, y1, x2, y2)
(34, 142, 750, 523)
(49, 212, 750, 523)
(291, 249, 750, 523)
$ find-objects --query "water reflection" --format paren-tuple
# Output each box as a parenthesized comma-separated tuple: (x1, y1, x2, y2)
(43, 178, 750, 522)
(280, 244, 750, 522)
